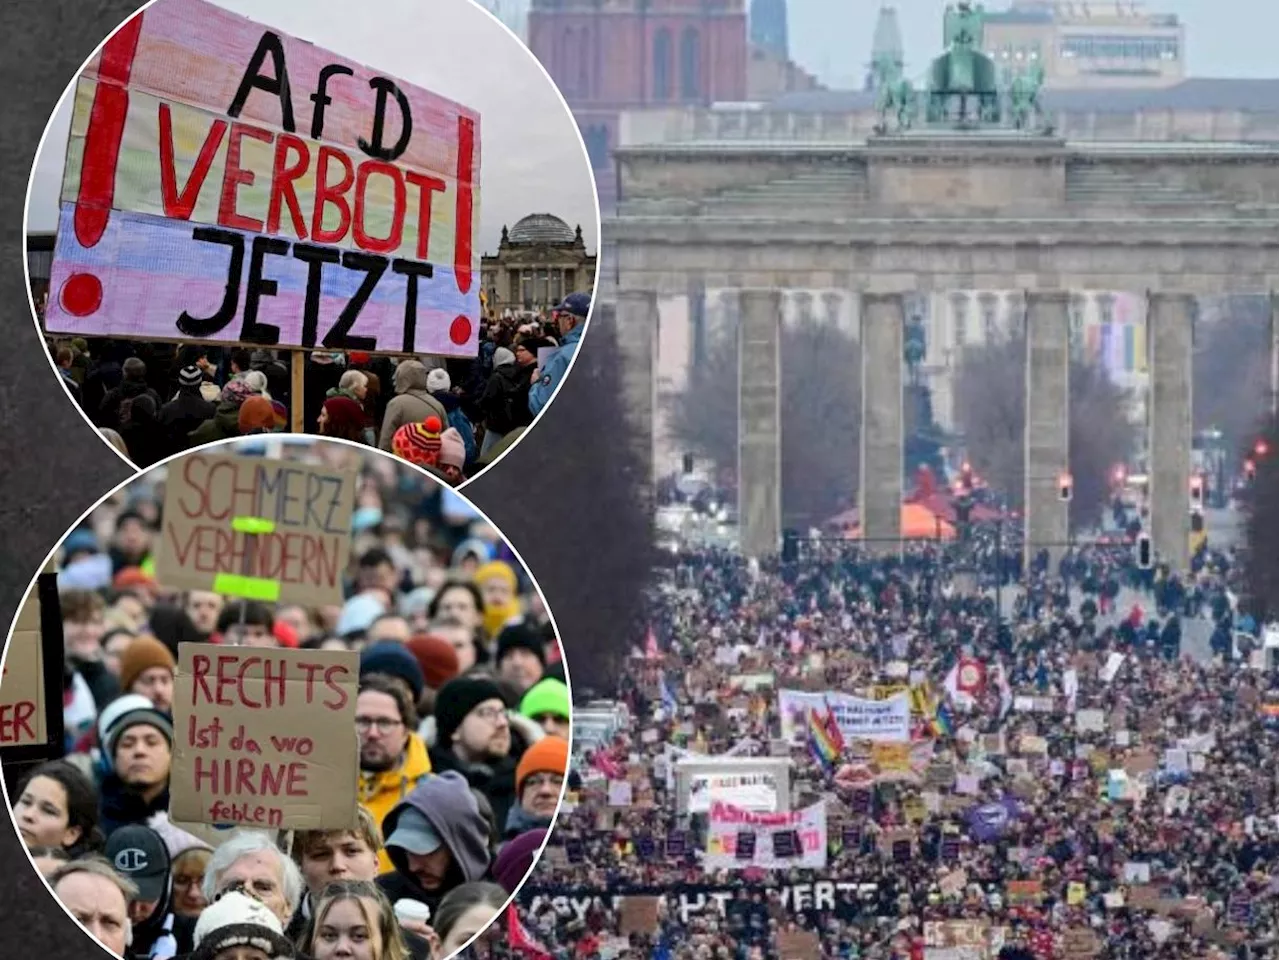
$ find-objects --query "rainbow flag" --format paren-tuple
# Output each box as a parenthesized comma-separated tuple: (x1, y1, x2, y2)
(807, 706, 843, 774)
(930, 700, 955, 739)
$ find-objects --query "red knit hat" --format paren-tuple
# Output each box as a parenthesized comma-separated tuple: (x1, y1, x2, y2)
(405, 634, 461, 689)
(393, 416, 443, 467)
(321, 396, 367, 437)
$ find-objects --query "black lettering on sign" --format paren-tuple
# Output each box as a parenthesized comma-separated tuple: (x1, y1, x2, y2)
(358, 77, 413, 162)
(240, 236, 289, 344)
(292, 243, 342, 348)
(178, 227, 244, 338)
(391, 258, 433, 353)
(321, 253, 384, 351)
(310, 64, 354, 140)
(735, 831, 756, 861)
(228, 32, 296, 134)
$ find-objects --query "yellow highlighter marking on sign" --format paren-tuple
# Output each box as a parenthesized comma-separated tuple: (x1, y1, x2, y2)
(212, 573, 281, 602)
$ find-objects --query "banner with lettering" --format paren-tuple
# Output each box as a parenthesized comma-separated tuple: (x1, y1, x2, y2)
(777, 689, 910, 743)
(705, 800, 827, 870)
(45, 0, 482, 357)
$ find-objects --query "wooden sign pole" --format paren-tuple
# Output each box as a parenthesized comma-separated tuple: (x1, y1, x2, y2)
(290, 350, 305, 432)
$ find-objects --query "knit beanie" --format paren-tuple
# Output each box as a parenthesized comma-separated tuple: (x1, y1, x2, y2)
(322, 395, 367, 435)
(220, 378, 255, 406)
(492, 828, 547, 894)
(492, 347, 516, 367)
(178, 365, 203, 387)
(496, 623, 546, 666)
(520, 678, 570, 722)
(426, 368, 452, 393)
(104, 704, 175, 766)
(191, 891, 294, 960)
(406, 635, 461, 690)
(238, 396, 277, 433)
(119, 636, 176, 693)
(359, 641, 426, 702)
(439, 427, 466, 470)
(434, 676, 505, 749)
(270, 401, 288, 432)
(393, 416, 443, 467)
(516, 735, 569, 794)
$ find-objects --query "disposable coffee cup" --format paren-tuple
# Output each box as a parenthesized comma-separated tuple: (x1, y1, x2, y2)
(394, 899, 431, 926)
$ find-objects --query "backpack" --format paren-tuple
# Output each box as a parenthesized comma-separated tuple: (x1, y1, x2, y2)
(445, 407, 478, 465)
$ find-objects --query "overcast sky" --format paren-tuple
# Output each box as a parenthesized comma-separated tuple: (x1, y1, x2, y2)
(791, 0, 1278, 89)
(26, 0, 599, 256)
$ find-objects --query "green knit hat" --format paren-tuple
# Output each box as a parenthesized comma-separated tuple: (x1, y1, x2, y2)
(520, 678, 570, 721)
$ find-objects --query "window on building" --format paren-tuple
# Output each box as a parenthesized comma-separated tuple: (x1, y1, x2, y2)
(584, 125, 609, 169)
(561, 28, 576, 94)
(653, 28, 673, 100)
(951, 295, 969, 347)
(579, 28, 591, 97)
(679, 27, 701, 101)
(979, 294, 999, 341)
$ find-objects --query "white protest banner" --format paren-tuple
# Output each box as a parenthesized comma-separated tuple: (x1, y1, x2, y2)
(607, 780, 633, 807)
(705, 800, 827, 870)
(688, 771, 778, 813)
(777, 689, 909, 743)
(1101, 653, 1126, 683)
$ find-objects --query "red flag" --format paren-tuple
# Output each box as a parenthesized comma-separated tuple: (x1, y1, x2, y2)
(955, 656, 986, 696)
(507, 907, 552, 958)
(592, 750, 624, 780)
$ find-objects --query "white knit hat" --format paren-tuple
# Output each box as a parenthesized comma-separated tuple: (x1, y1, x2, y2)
(426, 367, 452, 392)
(192, 891, 293, 960)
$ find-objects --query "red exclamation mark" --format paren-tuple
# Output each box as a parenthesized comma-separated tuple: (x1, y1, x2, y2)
(448, 115, 475, 346)
(61, 13, 144, 318)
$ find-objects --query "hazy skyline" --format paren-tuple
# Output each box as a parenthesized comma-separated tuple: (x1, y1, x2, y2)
(790, 0, 1279, 89)
(27, 0, 599, 256)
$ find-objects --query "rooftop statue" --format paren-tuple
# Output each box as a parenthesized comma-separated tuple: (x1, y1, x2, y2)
(926, 2, 1000, 125)
(1007, 59, 1048, 131)
(873, 53, 918, 133)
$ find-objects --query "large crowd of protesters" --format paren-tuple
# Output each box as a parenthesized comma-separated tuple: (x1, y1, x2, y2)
(5, 439, 570, 959)
(44, 293, 589, 481)
(494, 524, 1277, 959)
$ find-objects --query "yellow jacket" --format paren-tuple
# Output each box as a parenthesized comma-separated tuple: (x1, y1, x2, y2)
(358, 732, 433, 874)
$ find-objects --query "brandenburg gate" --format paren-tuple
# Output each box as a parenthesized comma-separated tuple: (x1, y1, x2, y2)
(596, 8, 1277, 569)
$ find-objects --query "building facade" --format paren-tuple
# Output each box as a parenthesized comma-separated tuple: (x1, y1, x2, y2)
(749, 0, 787, 61)
(527, 0, 748, 209)
(473, 0, 531, 42)
(480, 213, 596, 316)
(983, 0, 1185, 89)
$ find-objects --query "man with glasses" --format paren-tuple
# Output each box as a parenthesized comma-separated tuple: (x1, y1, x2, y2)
(354, 674, 433, 874)
(504, 734, 568, 839)
(428, 675, 523, 828)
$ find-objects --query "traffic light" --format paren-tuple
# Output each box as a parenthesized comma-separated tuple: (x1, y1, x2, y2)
(1058, 472, 1073, 502)
(1244, 458, 1257, 480)
(1189, 474, 1205, 510)
(782, 529, 799, 563)
(1136, 533, 1152, 570)
(1255, 439, 1270, 458)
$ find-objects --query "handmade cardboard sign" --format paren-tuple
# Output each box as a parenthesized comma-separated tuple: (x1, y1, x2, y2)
(618, 897, 661, 935)
(0, 573, 65, 758)
(45, 0, 482, 357)
(171, 643, 359, 829)
(155, 453, 355, 608)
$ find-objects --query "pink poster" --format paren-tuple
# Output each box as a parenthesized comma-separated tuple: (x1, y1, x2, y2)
(45, 0, 482, 357)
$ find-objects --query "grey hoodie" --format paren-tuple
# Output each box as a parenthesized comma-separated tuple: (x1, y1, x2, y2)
(377, 771, 492, 908)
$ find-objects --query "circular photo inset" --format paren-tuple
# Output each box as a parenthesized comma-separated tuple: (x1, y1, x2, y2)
(0, 435, 571, 960)
(26, 0, 599, 484)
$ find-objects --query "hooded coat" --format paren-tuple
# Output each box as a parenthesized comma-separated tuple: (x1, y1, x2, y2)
(159, 386, 216, 457)
(357, 731, 433, 875)
(376, 771, 492, 912)
(479, 361, 535, 436)
(187, 398, 244, 447)
(379, 362, 449, 451)
(98, 376, 162, 431)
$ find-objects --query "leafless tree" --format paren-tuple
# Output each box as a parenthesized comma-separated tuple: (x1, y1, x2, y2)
(953, 332, 1137, 532)
(1194, 295, 1273, 454)
(666, 315, 862, 531)
(469, 312, 655, 694)
(1240, 417, 1278, 621)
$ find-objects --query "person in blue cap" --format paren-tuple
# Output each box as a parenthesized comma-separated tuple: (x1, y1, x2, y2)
(528, 291, 590, 417)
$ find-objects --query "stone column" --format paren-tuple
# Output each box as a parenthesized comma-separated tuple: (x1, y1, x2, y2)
(859, 293, 905, 552)
(688, 276, 707, 380)
(737, 289, 783, 557)
(616, 290, 660, 491)
(1147, 292, 1194, 571)
(1023, 290, 1072, 572)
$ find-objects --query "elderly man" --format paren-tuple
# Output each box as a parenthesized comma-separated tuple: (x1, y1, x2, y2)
(528, 291, 588, 416)
(50, 858, 136, 958)
(504, 735, 568, 839)
(201, 831, 304, 928)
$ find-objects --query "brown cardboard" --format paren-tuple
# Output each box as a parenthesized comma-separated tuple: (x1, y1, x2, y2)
(619, 896, 661, 935)
(1006, 880, 1043, 905)
(171, 643, 359, 829)
(776, 930, 822, 960)
(1062, 927, 1103, 957)
(155, 453, 356, 608)
(0, 588, 45, 747)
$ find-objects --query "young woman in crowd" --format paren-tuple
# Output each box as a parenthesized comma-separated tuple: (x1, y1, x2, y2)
(12, 760, 105, 859)
(302, 879, 409, 960)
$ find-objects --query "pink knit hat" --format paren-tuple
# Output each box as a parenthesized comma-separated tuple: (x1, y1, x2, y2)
(439, 427, 466, 470)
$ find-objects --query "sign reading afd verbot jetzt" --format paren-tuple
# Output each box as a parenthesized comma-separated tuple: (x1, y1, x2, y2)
(46, 0, 482, 357)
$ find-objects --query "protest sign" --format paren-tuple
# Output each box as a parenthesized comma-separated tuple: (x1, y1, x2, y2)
(776, 930, 821, 960)
(777, 689, 910, 742)
(607, 780, 633, 807)
(618, 897, 661, 935)
(156, 453, 355, 608)
(0, 574, 65, 758)
(924, 920, 987, 950)
(1075, 709, 1105, 733)
(680, 758, 789, 814)
(1062, 927, 1102, 957)
(1005, 880, 1043, 905)
(705, 800, 827, 870)
(46, 0, 483, 358)
(171, 643, 359, 828)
